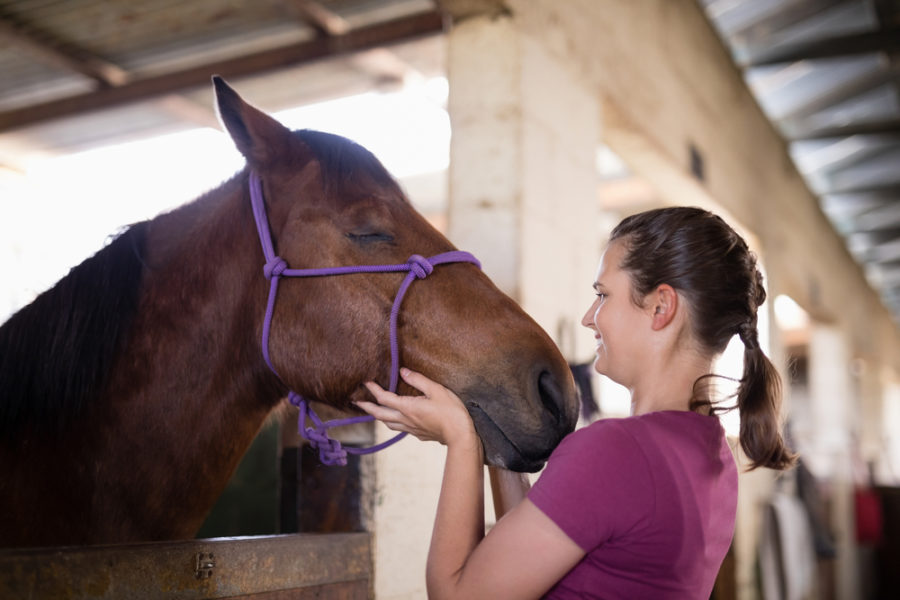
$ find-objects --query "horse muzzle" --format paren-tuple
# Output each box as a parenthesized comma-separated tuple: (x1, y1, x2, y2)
(462, 366, 579, 472)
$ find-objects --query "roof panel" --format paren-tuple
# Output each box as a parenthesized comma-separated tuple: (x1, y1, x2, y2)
(746, 54, 886, 119)
(0, 0, 437, 114)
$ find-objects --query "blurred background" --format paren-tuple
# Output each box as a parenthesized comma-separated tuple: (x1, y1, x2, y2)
(1, 0, 898, 598)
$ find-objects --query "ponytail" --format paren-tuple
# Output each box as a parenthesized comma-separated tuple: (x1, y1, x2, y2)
(737, 325, 795, 470)
(611, 207, 796, 472)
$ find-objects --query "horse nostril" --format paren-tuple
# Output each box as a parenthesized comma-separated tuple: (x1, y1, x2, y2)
(537, 370, 563, 425)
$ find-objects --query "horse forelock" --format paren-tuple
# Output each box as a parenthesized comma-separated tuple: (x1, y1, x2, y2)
(294, 129, 405, 201)
(0, 223, 147, 437)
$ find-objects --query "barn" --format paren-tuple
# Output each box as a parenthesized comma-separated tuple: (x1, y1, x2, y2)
(1, 0, 899, 598)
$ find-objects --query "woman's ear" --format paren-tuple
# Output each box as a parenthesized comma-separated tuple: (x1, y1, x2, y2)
(649, 284, 679, 331)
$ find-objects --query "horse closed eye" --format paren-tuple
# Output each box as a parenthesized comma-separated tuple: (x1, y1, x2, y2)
(347, 232, 395, 245)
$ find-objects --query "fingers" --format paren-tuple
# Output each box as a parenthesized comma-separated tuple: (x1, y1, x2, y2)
(398, 367, 438, 395)
(355, 398, 437, 441)
(361, 381, 411, 413)
(362, 370, 440, 406)
(357, 369, 469, 446)
(362, 380, 392, 404)
(358, 381, 419, 432)
(355, 397, 405, 423)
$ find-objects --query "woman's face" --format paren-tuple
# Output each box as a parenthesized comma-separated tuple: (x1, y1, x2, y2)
(581, 240, 651, 388)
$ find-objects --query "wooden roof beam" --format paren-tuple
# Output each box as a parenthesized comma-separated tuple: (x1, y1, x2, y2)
(0, 12, 129, 87)
(283, 1, 412, 86)
(0, 10, 444, 134)
(286, 0, 351, 36)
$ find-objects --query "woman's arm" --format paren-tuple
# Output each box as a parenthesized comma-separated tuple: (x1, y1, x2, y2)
(427, 427, 486, 594)
(359, 370, 487, 594)
(357, 369, 584, 599)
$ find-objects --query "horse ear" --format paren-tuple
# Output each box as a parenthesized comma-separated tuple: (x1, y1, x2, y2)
(213, 75, 295, 169)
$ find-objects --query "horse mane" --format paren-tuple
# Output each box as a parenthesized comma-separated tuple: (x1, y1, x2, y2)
(0, 130, 394, 438)
(0, 223, 148, 437)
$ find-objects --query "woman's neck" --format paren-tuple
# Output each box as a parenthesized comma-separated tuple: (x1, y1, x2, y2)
(629, 352, 714, 416)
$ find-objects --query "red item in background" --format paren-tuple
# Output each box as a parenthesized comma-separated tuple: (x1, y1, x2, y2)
(855, 486, 884, 544)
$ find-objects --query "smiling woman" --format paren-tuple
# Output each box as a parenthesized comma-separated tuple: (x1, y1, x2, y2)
(357, 205, 795, 599)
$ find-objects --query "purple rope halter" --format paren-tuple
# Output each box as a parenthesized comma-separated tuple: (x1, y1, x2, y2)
(249, 172, 481, 466)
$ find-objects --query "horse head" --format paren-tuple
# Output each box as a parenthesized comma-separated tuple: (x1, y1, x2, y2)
(215, 77, 578, 472)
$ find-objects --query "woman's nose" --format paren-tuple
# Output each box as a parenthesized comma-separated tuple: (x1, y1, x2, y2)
(581, 302, 597, 329)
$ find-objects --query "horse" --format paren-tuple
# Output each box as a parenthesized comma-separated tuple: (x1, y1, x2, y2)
(0, 77, 579, 548)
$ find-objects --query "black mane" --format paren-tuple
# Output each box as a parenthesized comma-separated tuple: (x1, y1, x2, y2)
(0, 223, 147, 436)
(0, 131, 392, 438)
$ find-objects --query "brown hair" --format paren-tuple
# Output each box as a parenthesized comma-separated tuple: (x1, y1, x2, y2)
(609, 207, 795, 471)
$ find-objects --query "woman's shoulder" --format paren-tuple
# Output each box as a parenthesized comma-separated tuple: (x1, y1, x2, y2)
(555, 412, 724, 462)
(583, 411, 723, 438)
(551, 417, 649, 465)
(565, 413, 669, 443)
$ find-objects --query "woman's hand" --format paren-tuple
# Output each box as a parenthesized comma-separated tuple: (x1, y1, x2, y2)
(356, 368, 478, 448)
(360, 369, 583, 599)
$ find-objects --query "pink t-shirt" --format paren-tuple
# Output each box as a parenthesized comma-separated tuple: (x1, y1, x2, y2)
(528, 411, 738, 599)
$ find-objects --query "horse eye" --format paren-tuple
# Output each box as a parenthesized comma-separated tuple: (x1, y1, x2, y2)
(347, 232, 395, 245)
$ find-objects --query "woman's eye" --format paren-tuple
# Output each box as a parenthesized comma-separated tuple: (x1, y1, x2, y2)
(595, 292, 607, 302)
(347, 232, 395, 245)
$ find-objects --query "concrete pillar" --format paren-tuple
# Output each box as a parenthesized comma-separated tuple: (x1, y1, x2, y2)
(882, 376, 900, 483)
(808, 324, 860, 600)
(369, 5, 600, 598)
(445, 10, 600, 360)
(372, 431, 445, 599)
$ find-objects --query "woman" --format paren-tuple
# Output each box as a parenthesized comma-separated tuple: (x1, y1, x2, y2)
(356, 207, 794, 599)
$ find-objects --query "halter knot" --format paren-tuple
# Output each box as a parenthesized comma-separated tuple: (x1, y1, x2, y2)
(264, 256, 288, 279)
(304, 428, 348, 466)
(407, 254, 434, 279)
(288, 392, 349, 465)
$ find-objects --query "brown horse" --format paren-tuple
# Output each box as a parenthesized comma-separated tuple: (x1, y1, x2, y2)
(0, 78, 578, 548)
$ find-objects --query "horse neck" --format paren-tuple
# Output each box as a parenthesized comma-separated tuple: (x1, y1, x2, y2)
(136, 172, 284, 411)
(91, 173, 285, 538)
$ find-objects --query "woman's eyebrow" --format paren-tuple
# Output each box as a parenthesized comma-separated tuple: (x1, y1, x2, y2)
(592, 281, 604, 292)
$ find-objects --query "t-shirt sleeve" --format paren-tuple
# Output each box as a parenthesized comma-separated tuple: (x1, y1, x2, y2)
(527, 420, 655, 552)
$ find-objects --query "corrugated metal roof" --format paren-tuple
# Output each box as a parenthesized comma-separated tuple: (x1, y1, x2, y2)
(701, 0, 900, 321)
(0, 0, 436, 111)
(4, 0, 900, 324)
(0, 0, 443, 158)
